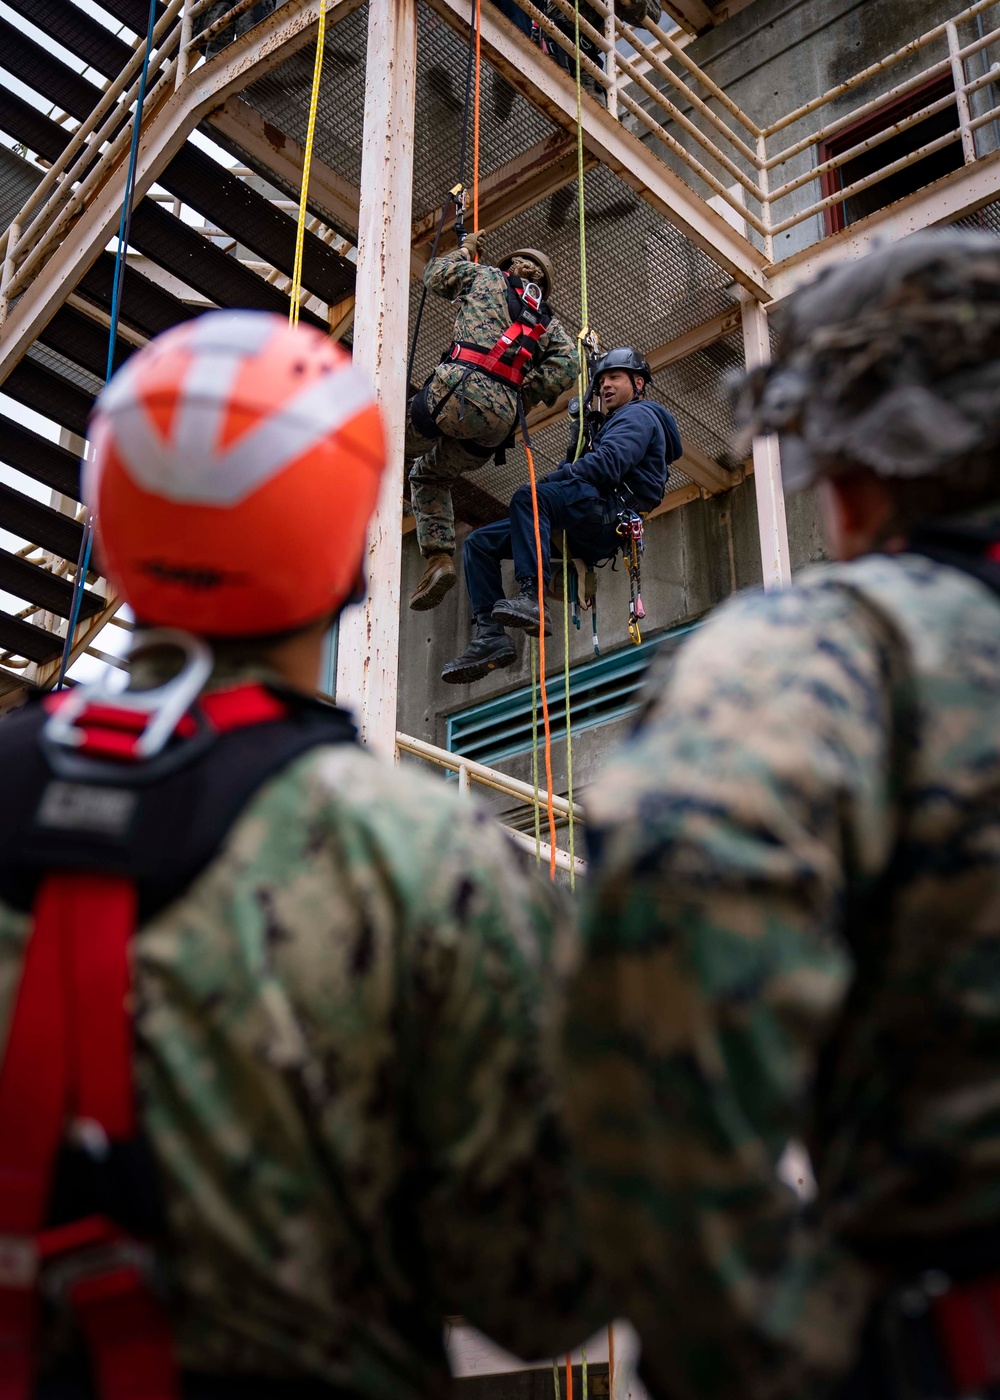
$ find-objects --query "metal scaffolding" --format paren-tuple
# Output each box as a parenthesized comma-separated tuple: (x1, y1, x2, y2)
(1, 0, 1000, 740)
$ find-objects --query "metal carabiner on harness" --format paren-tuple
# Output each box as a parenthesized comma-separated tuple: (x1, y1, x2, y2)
(616, 510, 646, 646)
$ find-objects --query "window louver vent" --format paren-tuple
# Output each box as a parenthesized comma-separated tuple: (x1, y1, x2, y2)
(446, 622, 700, 767)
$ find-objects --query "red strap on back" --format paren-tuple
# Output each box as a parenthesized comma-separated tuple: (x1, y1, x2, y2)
(42, 682, 288, 762)
(0, 874, 179, 1400)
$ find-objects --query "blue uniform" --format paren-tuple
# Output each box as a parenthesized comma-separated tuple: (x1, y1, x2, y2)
(464, 397, 680, 614)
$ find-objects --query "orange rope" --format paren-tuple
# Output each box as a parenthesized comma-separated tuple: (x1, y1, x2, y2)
(473, 0, 481, 237)
(524, 436, 557, 879)
(566, 1356, 573, 1400)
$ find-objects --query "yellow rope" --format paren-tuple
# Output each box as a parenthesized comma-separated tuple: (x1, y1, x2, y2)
(288, 0, 327, 327)
(561, 532, 576, 888)
(530, 637, 541, 866)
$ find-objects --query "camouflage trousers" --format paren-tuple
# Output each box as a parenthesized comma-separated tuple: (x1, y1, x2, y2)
(406, 371, 517, 557)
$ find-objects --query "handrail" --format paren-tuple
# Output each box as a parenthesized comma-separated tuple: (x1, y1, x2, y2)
(395, 731, 586, 877)
(396, 731, 585, 821)
(0, 0, 264, 328)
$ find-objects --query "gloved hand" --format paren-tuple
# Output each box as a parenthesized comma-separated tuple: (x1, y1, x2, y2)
(462, 229, 484, 260)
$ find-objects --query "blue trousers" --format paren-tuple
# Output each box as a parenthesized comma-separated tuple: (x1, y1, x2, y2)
(464, 478, 620, 614)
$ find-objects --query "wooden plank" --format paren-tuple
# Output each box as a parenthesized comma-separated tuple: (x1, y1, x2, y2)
(335, 0, 417, 755)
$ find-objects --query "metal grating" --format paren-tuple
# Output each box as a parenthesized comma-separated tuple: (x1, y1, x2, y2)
(446, 619, 699, 765)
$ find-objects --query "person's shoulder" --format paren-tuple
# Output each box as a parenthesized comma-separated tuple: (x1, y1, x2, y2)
(262, 742, 519, 896)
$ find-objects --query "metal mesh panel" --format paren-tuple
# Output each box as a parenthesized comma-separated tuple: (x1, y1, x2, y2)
(27, 343, 103, 399)
(240, 1, 739, 523)
(955, 198, 1000, 235)
(240, 4, 370, 187)
(411, 5, 557, 215)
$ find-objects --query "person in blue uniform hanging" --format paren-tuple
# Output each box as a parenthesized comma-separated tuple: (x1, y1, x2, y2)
(442, 347, 681, 684)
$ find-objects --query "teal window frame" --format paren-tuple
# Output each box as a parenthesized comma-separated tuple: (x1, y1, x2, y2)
(445, 620, 700, 767)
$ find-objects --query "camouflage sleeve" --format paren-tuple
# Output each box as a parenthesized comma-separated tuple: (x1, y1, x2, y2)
(564, 583, 901, 1400)
(522, 317, 579, 411)
(399, 798, 609, 1357)
(423, 246, 485, 300)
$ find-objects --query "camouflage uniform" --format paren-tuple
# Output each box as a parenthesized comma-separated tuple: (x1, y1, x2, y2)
(406, 247, 578, 557)
(2, 660, 605, 1393)
(565, 232, 1000, 1400)
(565, 541, 1000, 1400)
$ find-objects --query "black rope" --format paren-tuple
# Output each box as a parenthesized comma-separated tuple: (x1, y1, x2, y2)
(405, 0, 479, 394)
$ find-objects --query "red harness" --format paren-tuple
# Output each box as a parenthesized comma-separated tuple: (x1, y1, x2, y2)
(0, 684, 288, 1400)
(448, 274, 551, 388)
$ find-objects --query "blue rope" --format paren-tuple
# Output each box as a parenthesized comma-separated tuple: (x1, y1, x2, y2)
(55, 0, 158, 689)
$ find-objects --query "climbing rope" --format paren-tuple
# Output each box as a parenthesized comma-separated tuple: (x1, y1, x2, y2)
(519, 401, 557, 879)
(530, 637, 542, 865)
(288, 0, 328, 327)
(56, 0, 158, 691)
(473, 0, 482, 240)
(561, 531, 576, 887)
(406, 0, 480, 386)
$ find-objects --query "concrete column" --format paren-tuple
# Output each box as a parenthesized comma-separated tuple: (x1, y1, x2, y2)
(336, 0, 417, 753)
(741, 291, 791, 590)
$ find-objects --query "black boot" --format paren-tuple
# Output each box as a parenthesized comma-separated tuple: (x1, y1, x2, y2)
(491, 578, 552, 637)
(442, 612, 517, 685)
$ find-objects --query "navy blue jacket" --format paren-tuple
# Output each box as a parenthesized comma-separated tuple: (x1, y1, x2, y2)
(544, 398, 681, 511)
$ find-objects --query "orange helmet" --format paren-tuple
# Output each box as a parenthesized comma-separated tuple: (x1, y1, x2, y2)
(85, 310, 385, 638)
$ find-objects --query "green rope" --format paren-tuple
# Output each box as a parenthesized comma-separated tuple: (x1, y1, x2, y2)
(552, 1361, 562, 1400)
(530, 637, 541, 865)
(561, 532, 576, 888)
(582, 1349, 588, 1400)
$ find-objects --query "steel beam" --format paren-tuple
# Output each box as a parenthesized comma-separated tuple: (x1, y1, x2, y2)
(426, 0, 769, 298)
(336, 0, 417, 755)
(768, 148, 1000, 302)
(207, 96, 362, 241)
(411, 131, 597, 248)
(0, 0, 363, 382)
(741, 291, 790, 589)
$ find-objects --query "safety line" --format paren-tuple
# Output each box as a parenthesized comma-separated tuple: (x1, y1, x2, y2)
(518, 402, 557, 879)
(55, 0, 158, 691)
(473, 0, 482, 240)
(406, 0, 479, 383)
(561, 531, 576, 888)
(289, 0, 327, 327)
(530, 637, 541, 865)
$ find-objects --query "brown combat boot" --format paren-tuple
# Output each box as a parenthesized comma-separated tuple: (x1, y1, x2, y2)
(410, 552, 457, 611)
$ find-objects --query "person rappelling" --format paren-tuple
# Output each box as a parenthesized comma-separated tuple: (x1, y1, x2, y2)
(443, 347, 681, 684)
(405, 238, 579, 611)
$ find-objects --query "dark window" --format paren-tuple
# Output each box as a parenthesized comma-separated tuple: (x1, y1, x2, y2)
(818, 74, 963, 235)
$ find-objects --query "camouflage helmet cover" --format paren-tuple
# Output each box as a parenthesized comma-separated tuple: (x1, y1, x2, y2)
(733, 230, 1000, 491)
(498, 248, 555, 299)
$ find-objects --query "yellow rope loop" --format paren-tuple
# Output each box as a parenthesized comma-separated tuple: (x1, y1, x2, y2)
(288, 0, 327, 328)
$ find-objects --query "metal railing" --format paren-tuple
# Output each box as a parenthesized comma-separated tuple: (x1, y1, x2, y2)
(396, 731, 587, 877)
(517, 0, 1000, 262)
(0, 0, 254, 326)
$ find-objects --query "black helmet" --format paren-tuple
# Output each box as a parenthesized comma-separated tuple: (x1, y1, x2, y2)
(733, 230, 1000, 492)
(594, 347, 652, 395)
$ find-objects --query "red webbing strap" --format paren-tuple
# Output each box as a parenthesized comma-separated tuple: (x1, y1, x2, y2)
(0, 879, 67, 1400)
(0, 875, 179, 1400)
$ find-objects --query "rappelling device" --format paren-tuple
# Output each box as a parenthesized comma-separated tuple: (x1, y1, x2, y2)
(616, 509, 646, 645)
